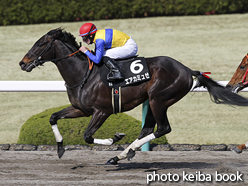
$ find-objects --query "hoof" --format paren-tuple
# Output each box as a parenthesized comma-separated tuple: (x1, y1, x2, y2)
(57, 141, 65, 159)
(127, 149, 136, 161)
(115, 133, 125, 140)
(232, 147, 242, 154)
(112, 133, 125, 143)
(106, 158, 118, 165)
(58, 147, 65, 158)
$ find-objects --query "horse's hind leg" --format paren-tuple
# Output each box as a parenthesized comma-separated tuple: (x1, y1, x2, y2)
(126, 107, 170, 158)
(138, 105, 157, 140)
(107, 105, 157, 165)
(124, 105, 157, 160)
(49, 105, 87, 158)
(107, 93, 181, 165)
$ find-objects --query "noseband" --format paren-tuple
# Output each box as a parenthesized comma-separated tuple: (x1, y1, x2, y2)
(28, 34, 56, 67)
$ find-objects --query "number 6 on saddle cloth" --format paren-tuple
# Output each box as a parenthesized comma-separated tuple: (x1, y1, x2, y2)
(99, 57, 151, 114)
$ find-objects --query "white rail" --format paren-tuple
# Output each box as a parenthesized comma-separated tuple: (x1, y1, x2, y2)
(0, 81, 247, 92)
(191, 81, 248, 92)
(0, 81, 66, 92)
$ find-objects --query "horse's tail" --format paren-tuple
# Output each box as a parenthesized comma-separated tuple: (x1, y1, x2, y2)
(190, 70, 248, 106)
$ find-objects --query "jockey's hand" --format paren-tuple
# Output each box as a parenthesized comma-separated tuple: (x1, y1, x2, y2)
(79, 46, 87, 53)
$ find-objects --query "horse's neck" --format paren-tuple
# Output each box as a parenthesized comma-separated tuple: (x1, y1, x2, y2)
(53, 42, 89, 87)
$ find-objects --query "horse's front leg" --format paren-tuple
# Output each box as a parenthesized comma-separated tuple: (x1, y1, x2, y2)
(49, 105, 87, 158)
(83, 110, 125, 145)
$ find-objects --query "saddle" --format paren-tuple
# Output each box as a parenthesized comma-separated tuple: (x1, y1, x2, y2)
(99, 56, 151, 114)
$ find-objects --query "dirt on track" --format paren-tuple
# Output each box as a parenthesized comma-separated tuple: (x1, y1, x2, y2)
(0, 150, 247, 186)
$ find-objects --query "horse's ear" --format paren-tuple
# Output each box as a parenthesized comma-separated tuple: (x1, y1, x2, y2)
(49, 28, 64, 40)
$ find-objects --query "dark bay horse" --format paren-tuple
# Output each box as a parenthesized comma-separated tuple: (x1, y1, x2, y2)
(19, 28, 248, 165)
(226, 53, 248, 153)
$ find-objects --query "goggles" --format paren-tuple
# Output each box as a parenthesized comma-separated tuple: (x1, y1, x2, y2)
(82, 35, 88, 41)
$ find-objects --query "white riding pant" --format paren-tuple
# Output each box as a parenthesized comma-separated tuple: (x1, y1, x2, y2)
(103, 37, 138, 59)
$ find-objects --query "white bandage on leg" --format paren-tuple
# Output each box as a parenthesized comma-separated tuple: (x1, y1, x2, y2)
(117, 134, 156, 160)
(132, 133, 156, 150)
(52, 124, 63, 142)
(118, 139, 139, 160)
(93, 138, 113, 145)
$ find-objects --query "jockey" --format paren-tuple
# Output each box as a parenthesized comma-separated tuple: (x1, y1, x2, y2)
(78, 22, 138, 81)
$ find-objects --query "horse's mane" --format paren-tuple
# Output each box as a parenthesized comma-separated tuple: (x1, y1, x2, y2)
(47, 28, 80, 49)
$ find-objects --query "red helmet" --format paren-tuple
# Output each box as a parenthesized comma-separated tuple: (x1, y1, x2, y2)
(79, 23, 97, 37)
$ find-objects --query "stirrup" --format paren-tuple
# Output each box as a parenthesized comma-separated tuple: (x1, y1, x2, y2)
(107, 72, 124, 81)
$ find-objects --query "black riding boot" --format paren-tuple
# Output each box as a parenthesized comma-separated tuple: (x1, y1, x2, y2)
(103, 57, 124, 81)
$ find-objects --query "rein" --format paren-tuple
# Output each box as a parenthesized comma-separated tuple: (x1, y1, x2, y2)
(65, 55, 94, 89)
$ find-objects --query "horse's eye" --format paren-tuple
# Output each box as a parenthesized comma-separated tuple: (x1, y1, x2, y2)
(240, 66, 245, 70)
(38, 40, 49, 47)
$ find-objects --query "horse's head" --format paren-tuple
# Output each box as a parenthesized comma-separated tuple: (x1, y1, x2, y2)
(226, 54, 248, 93)
(19, 28, 80, 72)
(19, 33, 55, 72)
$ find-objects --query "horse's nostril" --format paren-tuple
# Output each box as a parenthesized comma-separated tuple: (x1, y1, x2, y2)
(19, 61, 27, 70)
(19, 61, 24, 66)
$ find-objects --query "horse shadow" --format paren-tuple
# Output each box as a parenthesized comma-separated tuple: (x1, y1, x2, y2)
(71, 165, 84, 170)
(105, 161, 217, 172)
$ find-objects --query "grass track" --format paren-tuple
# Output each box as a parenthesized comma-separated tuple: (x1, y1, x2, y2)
(1, 14, 248, 144)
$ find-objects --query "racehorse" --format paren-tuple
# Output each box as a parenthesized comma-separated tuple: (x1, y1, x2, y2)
(226, 53, 248, 153)
(19, 28, 248, 165)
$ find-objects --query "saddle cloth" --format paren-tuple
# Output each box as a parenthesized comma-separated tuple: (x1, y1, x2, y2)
(99, 56, 151, 88)
(99, 56, 151, 114)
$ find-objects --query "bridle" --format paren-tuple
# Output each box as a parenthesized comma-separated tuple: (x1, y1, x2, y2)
(28, 34, 81, 68)
(27, 34, 93, 89)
